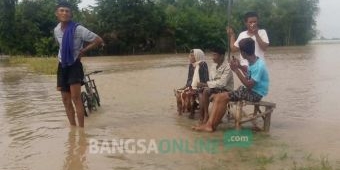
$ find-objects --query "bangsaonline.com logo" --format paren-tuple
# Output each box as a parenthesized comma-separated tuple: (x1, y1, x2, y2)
(89, 129, 253, 154)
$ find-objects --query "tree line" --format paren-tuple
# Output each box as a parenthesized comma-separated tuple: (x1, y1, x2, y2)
(0, 0, 319, 56)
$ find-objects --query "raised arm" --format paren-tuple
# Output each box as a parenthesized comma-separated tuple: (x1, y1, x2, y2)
(254, 32, 269, 51)
(230, 59, 254, 89)
(226, 26, 239, 53)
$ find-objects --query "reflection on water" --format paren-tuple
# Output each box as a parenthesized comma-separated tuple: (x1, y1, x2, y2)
(63, 128, 88, 170)
(0, 44, 340, 169)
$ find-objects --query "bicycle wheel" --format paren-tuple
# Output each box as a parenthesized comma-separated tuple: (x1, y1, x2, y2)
(81, 92, 89, 117)
(93, 92, 100, 107)
(90, 95, 97, 111)
(92, 80, 101, 106)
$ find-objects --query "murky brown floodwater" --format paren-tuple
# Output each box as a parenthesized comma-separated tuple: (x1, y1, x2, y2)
(1, 44, 340, 170)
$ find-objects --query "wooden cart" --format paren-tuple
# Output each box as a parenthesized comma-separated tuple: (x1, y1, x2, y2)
(227, 101, 276, 132)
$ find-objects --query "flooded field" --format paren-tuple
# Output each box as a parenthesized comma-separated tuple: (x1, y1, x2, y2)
(0, 44, 340, 169)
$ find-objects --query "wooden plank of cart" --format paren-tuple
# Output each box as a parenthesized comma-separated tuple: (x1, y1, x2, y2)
(227, 100, 276, 132)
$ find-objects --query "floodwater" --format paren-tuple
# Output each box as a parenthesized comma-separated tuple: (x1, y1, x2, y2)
(0, 44, 340, 170)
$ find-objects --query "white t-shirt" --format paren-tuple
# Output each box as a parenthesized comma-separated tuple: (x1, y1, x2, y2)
(234, 29, 269, 66)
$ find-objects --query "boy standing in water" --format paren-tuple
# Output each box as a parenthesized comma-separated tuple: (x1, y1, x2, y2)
(227, 11, 269, 67)
(54, 2, 103, 127)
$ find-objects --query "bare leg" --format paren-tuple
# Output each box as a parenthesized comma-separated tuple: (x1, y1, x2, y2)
(61, 91, 76, 126)
(198, 92, 204, 123)
(202, 89, 210, 123)
(70, 84, 85, 128)
(211, 93, 230, 130)
(193, 92, 229, 132)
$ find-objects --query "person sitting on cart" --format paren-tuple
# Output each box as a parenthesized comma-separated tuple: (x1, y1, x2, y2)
(192, 38, 269, 132)
(196, 46, 234, 124)
(176, 49, 209, 118)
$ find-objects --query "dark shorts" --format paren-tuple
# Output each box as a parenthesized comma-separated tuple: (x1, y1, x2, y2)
(228, 86, 262, 102)
(198, 87, 229, 95)
(57, 59, 84, 92)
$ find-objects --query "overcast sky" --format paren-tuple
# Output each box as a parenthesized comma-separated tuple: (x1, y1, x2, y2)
(79, 0, 340, 39)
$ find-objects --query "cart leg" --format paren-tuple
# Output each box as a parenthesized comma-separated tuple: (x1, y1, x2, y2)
(235, 101, 242, 129)
(251, 105, 259, 127)
(263, 107, 272, 132)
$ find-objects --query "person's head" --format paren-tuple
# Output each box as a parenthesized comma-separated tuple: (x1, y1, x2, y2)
(55, 1, 73, 22)
(239, 38, 255, 60)
(244, 11, 259, 32)
(210, 46, 225, 64)
(189, 49, 205, 64)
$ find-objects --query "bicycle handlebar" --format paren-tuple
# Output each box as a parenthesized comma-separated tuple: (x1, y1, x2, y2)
(85, 70, 103, 76)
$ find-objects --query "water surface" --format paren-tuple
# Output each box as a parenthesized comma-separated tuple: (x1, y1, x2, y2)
(0, 44, 340, 169)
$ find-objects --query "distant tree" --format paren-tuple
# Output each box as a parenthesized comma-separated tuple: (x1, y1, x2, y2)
(96, 0, 166, 54)
(0, 0, 17, 54)
(0, 0, 320, 55)
(8, 0, 82, 55)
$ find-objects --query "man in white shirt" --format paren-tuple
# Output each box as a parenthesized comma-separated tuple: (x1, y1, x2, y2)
(196, 47, 234, 124)
(227, 11, 269, 66)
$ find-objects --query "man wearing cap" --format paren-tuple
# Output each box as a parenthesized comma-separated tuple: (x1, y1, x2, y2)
(54, 2, 104, 127)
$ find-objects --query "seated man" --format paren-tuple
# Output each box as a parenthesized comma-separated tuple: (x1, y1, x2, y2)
(196, 47, 234, 123)
(193, 38, 269, 132)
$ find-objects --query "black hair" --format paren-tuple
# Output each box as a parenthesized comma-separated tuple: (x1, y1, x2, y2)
(244, 11, 258, 22)
(239, 38, 255, 56)
(56, 1, 72, 11)
(210, 46, 226, 56)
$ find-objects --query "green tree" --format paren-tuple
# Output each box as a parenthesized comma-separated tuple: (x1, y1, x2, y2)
(8, 0, 82, 55)
(0, 0, 320, 55)
(12, 0, 58, 55)
(0, 0, 17, 54)
(96, 0, 166, 54)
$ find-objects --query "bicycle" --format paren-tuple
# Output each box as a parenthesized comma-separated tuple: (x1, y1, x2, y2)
(81, 70, 102, 117)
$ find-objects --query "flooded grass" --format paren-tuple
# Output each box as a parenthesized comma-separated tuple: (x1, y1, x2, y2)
(292, 156, 333, 170)
(203, 132, 336, 170)
(8, 56, 58, 75)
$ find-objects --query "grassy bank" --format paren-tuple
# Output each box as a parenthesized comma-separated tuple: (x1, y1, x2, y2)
(8, 56, 58, 75)
(207, 133, 335, 170)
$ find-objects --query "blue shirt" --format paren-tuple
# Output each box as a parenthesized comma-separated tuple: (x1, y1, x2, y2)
(248, 58, 269, 96)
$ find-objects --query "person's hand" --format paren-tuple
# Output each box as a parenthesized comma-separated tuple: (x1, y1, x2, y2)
(249, 23, 258, 35)
(226, 26, 235, 37)
(230, 58, 240, 71)
(79, 48, 87, 59)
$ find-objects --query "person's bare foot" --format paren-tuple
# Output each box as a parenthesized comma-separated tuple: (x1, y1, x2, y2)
(192, 125, 214, 132)
(191, 123, 204, 129)
(191, 123, 205, 130)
